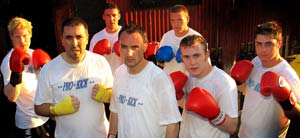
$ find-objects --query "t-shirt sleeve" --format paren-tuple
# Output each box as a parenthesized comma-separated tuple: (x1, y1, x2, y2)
(1, 54, 11, 85)
(217, 76, 239, 118)
(34, 67, 53, 105)
(154, 72, 182, 125)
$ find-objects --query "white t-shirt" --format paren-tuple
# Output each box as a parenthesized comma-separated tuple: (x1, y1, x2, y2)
(110, 62, 182, 138)
(34, 51, 113, 138)
(89, 26, 123, 75)
(1, 48, 49, 129)
(239, 56, 300, 138)
(159, 28, 201, 74)
(179, 66, 238, 138)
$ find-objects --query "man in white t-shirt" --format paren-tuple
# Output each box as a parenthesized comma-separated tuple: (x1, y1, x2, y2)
(157, 5, 202, 75)
(89, 2, 122, 75)
(108, 23, 182, 138)
(34, 17, 114, 138)
(236, 21, 300, 138)
(178, 34, 238, 138)
(89, 2, 122, 121)
(1, 17, 52, 138)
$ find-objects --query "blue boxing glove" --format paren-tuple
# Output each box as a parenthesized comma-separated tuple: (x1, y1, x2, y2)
(176, 48, 182, 63)
(156, 46, 174, 62)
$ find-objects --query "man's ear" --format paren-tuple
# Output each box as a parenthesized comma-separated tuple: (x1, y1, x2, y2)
(102, 14, 105, 20)
(278, 40, 283, 48)
(143, 43, 148, 53)
(60, 36, 63, 44)
(117, 13, 121, 20)
(206, 50, 211, 59)
(187, 16, 190, 22)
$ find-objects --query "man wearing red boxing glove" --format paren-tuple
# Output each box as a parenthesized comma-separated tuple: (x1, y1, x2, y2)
(89, 2, 123, 120)
(178, 34, 238, 138)
(1, 17, 52, 138)
(238, 21, 300, 138)
(89, 2, 123, 76)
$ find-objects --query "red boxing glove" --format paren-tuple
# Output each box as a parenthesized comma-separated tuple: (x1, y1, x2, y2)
(32, 49, 51, 68)
(144, 41, 159, 60)
(113, 40, 120, 57)
(186, 87, 226, 126)
(170, 71, 187, 100)
(9, 47, 30, 86)
(260, 71, 296, 110)
(93, 39, 111, 55)
(230, 60, 253, 85)
(10, 48, 30, 72)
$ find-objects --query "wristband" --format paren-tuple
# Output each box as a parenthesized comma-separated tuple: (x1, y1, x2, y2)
(210, 110, 226, 126)
(108, 133, 116, 138)
(279, 92, 296, 110)
(10, 72, 22, 87)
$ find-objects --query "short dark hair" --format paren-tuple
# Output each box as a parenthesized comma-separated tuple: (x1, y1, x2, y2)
(169, 5, 189, 16)
(255, 21, 282, 41)
(119, 22, 148, 44)
(103, 2, 120, 14)
(61, 17, 88, 35)
(104, 2, 119, 10)
(180, 34, 208, 52)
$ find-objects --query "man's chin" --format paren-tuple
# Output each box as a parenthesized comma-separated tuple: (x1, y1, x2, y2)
(258, 56, 268, 62)
(188, 69, 198, 75)
(23, 47, 30, 52)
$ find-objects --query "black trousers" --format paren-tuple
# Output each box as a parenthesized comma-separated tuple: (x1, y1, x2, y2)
(16, 118, 55, 138)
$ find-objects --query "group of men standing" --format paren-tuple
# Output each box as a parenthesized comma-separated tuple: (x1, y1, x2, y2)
(1, 2, 300, 138)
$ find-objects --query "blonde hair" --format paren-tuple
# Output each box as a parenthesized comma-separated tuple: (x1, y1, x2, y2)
(7, 17, 32, 36)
